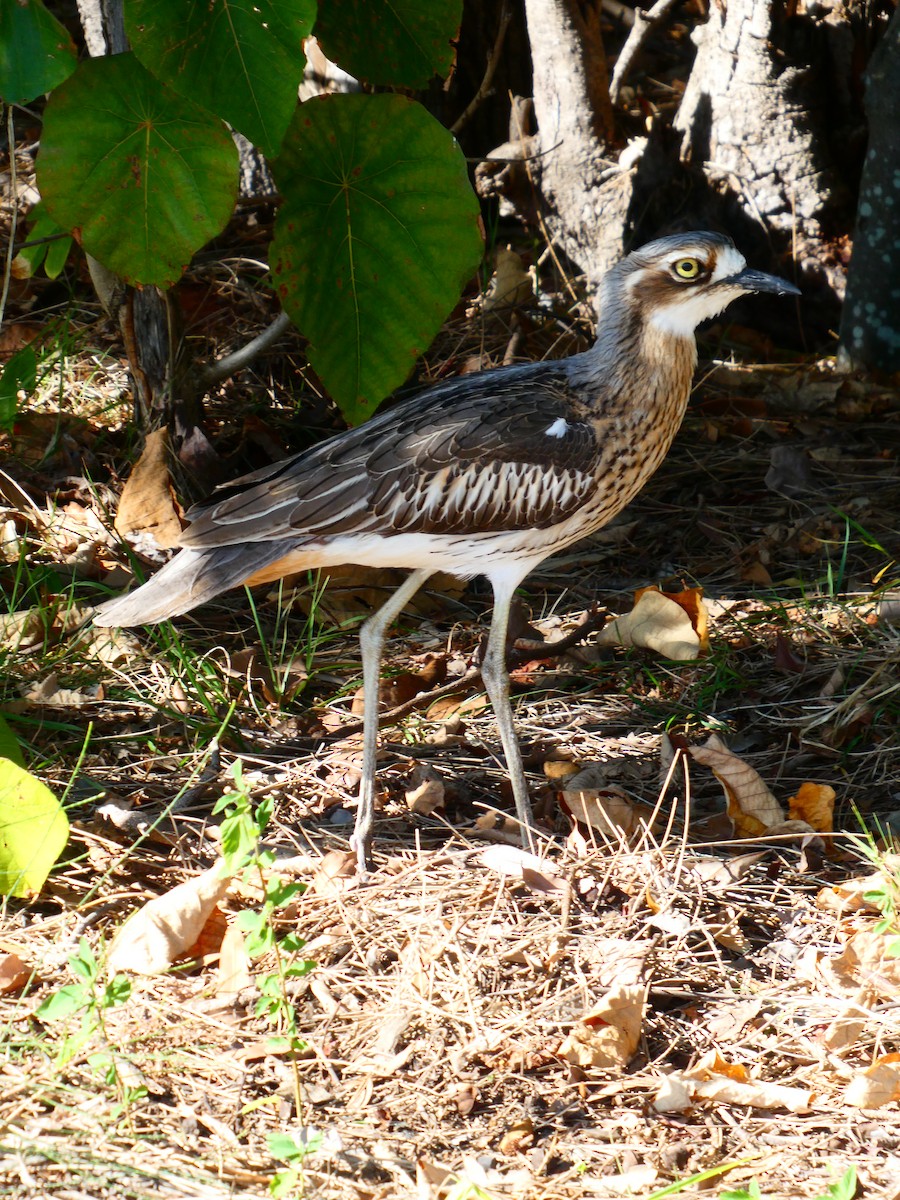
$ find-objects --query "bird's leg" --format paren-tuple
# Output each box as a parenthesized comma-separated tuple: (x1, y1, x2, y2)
(480, 573, 537, 853)
(353, 568, 433, 875)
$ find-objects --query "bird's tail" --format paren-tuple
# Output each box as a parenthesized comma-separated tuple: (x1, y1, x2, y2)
(93, 540, 298, 627)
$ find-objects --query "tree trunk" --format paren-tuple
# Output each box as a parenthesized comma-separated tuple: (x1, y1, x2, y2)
(838, 4, 900, 373)
(519, 0, 630, 294)
(674, 0, 862, 293)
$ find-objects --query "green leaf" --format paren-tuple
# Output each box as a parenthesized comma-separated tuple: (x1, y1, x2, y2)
(19, 204, 74, 280)
(126, 0, 314, 157)
(0, 713, 26, 768)
(38, 53, 239, 289)
(0, 0, 77, 104)
(36, 982, 89, 1021)
(315, 0, 463, 87)
(0, 756, 69, 897)
(268, 1128, 323, 1163)
(102, 975, 133, 1007)
(817, 1167, 856, 1200)
(0, 345, 37, 431)
(271, 93, 482, 423)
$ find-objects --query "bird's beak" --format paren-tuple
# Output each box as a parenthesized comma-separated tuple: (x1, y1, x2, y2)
(729, 268, 801, 297)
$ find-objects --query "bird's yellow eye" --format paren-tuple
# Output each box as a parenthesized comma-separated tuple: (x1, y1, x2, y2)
(673, 257, 701, 280)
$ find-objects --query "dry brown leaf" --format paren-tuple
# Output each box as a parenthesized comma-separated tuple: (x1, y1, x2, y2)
(831, 928, 900, 999)
(823, 994, 875, 1053)
(689, 734, 784, 836)
(114, 427, 183, 550)
(497, 1116, 535, 1155)
(844, 1053, 900, 1108)
(787, 781, 835, 832)
(596, 589, 701, 661)
(690, 1076, 812, 1113)
(216, 921, 253, 997)
(708, 911, 750, 954)
(305, 850, 357, 898)
(107, 862, 232, 974)
(816, 870, 886, 915)
(405, 762, 445, 816)
(688, 1050, 750, 1083)
(183, 904, 227, 961)
(741, 560, 773, 586)
(477, 246, 533, 312)
(22, 673, 101, 708)
(560, 765, 639, 840)
(559, 984, 645, 1069)
(653, 1075, 692, 1113)
(0, 950, 29, 994)
(636, 584, 709, 651)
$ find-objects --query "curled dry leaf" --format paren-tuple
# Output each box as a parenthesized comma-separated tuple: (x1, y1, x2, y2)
(107, 862, 232, 974)
(844, 1053, 900, 1108)
(216, 921, 253, 997)
(22, 673, 102, 709)
(653, 1075, 692, 1113)
(823, 996, 875, 1053)
(689, 1050, 750, 1083)
(475, 246, 534, 313)
(114, 427, 184, 552)
(831, 929, 900, 999)
(596, 589, 703, 661)
(559, 983, 645, 1069)
(405, 762, 445, 816)
(816, 869, 888, 916)
(558, 762, 663, 843)
(306, 849, 357, 898)
(0, 950, 29, 994)
(684, 1050, 813, 1112)
(689, 1075, 812, 1113)
(707, 910, 751, 954)
(497, 1115, 535, 1155)
(689, 734, 784, 837)
(787, 781, 835, 832)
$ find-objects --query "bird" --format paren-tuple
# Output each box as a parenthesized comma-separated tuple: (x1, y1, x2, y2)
(94, 231, 799, 873)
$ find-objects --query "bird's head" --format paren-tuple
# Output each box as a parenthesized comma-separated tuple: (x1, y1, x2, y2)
(604, 231, 800, 339)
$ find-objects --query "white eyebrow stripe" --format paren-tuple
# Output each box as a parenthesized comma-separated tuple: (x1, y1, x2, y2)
(545, 417, 569, 438)
(709, 244, 747, 283)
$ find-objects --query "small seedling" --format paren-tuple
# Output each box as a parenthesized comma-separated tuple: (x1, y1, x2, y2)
(36, 936, 143, 1116)
(214, 761, 315, 1118)
(268, 1128, 325, 1198)
(848, 820, 900, 957)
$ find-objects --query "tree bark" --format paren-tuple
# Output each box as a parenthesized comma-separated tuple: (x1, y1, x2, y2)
(519, 0, 630, 293)
(838, 4, 900, 372)
(674, 0, 860, 293)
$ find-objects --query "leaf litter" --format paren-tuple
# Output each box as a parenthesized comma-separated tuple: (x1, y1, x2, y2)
(2, 222, 900, 1200)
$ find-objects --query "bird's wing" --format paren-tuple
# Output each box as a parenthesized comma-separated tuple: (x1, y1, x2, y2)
(181, 362, 604, 548)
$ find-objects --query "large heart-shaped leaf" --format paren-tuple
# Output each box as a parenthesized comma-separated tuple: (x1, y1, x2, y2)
(270, 93, 482, 423)
(126, 0, 314, 158)
(315, 0, 463, 87)
(0, 0, 76, 104)
(0, 758, 68, 898)
(38, 53, 239, 288)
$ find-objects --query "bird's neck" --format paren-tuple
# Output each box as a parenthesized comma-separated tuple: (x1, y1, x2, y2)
(573, 306, 699, 418)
